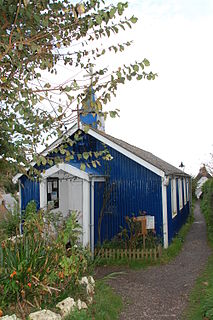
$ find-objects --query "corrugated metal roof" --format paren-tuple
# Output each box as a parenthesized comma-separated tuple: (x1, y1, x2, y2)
(91, 129, 190, 177)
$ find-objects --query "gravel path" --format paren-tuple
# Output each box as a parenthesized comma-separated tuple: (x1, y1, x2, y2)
(95, 201, 212, 320)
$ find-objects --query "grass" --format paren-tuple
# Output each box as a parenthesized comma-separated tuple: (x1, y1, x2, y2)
(184, 181, 213, 320)
(184, 255, 213, 320)
(160, 211, 194, 264)
(64, 280, 123, 320)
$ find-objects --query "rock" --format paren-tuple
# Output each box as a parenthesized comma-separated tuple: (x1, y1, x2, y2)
(76, 299, 88, 310)
(87, 296, 93, 304)
(88, 276, 95, 286)
(29, 310, 61, 320)
(86, 283, 95, 295)
(79, 276, 88, 285)
(56, 297, 76, 317)
(1, 315, 21, 320)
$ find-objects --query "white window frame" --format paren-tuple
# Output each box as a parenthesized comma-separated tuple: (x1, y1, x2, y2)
(183, 178, 187, 205)
(171, 178, 177, 218)
(186, 179, 189, 202)
(178, 178, 183, 211)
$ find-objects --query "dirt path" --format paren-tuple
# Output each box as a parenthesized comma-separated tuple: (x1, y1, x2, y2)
(95, 202, 212, 320)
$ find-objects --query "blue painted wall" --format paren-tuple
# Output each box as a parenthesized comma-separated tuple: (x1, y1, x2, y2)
(20, 130, 190, 247)
(167, 178, 190, 243)
(20, 175, 40, 212)
(93, 138, 163, 245)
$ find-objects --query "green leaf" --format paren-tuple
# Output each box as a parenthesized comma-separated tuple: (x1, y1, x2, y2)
(96, 15, 103, 25)
(83, 152, 89, 160)
(133, 64, 139, 72)
(92, 161, 97, 168)
(41, 156, 46, 166)
(130, 16, 138, 24)
(80, 163, 86, 171)
(143, 59, 150, 67)
(109, 8, 116, 18)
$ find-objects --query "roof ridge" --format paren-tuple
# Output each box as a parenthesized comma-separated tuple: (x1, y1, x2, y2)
(91, 128, 190, 177)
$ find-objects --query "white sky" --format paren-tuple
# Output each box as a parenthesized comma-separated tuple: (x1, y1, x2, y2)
(40, 0, 213, 176)
(102, 0, 213, 176)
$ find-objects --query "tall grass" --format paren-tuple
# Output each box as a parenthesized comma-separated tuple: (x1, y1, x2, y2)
(185, 179, 213, 320)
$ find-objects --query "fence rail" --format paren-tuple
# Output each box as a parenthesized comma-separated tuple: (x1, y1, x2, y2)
(94, 245, 162, 261)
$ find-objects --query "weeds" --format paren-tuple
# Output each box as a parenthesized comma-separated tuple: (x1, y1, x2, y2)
(185, 179, 213, 320)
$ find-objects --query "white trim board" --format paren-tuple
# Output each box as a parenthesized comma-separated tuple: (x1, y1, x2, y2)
(162, 178, 168, 248)
(41, 163, 90, 181)
(88, 129, 165, 178)
(13, 126, 165, 182)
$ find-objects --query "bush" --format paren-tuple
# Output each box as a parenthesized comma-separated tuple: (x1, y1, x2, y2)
(0, 204, 20, 241)
(0, 202, 93, 315)
(99, 213, 159, 250)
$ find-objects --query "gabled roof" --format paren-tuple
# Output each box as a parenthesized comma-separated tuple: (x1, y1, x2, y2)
(90, 129, 190, 177)
(14, 125, 190, 182)
(195, 165, 212, 180)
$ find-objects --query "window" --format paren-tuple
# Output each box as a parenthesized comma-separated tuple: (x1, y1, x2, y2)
(186, 179, 189, 202)
(47, 178, 59, 209)
(183, 178, 187, 205)
(178, 178, 183, 210)
(171, 178, 177, 218)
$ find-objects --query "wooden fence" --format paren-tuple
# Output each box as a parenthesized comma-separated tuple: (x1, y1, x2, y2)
(94, 245, 162, 261)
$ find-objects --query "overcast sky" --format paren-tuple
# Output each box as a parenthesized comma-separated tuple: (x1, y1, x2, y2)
(42, 1, 213, 176)
(101, 0, 213, 176)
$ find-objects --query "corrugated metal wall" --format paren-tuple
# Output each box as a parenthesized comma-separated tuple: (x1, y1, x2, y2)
(20, 175, 40, 212)
(167, 178, 190, 243)
(93, 139, 163, 245)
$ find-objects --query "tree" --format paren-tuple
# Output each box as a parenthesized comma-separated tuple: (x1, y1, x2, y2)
(0, 0, 156, 184)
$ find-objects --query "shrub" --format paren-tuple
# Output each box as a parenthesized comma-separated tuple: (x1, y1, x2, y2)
(99, 213, 159, 250)
(0, 204, 20, 241)
(0, 202, 93, 315)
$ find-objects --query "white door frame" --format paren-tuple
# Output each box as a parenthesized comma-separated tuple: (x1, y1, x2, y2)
(39, 163, 105, 250)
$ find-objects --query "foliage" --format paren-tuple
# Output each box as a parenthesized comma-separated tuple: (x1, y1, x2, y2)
(65, 281, 123, 320)
(191, 177, 197, 199)
(201, 178, 213, 246)
(0, 204, 20, 241)
(98, 213, 159, 250)
(160, 210, 194, 264)
(185, 183, 213, 320)
(0, 0, 156, 183)
(0, 202, 92, 315)
(95, 209, 194, 269)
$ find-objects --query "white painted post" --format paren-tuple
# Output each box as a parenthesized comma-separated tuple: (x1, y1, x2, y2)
(40, 179, 47, 209)
(90, 180, 95, 255)
(19, 180, 22, 234)
(162, 178, 168, 248)
(82, 180, 90, 247)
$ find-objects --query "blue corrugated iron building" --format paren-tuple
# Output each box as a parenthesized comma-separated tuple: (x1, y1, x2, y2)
(15, 120, 191, 250)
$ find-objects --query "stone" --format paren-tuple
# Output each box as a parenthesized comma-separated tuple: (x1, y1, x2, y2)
(86, 283, 95, 295)
(87, 296, 93, 304)
(88, 276, 95, 286)
(1, 315, 21, 320)
(76, 299, 88, 310)
(79, 276, 88, 285)
(56, 297, 76, 317)
(29, 309, 61, 320)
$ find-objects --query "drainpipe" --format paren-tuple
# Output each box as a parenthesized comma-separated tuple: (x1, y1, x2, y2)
(90, 179, 95, 257)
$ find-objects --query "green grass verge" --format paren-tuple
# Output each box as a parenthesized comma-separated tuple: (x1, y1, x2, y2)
(184, 255, 213, 320)
(184, 184, 213, 320)
(160, 211, 194, 264)
(65, 281, 123, 320)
